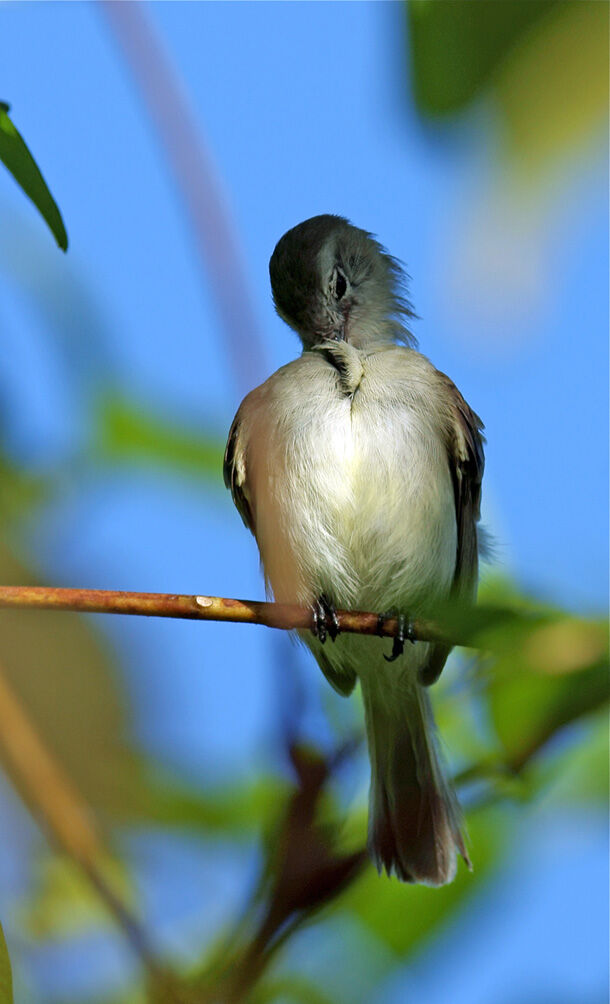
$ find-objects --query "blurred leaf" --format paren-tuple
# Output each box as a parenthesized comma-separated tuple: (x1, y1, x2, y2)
(88, 987, 148, 1004)
(0, 542, 155, 823)
(559, 716, 609, 803)
(0, 541, 245, 844)
(96, 394, 224, 479)
(341, 806, 504, 956)
(521, 619, 608, 676)
(253, 976, 336, 1004)
(407, 2, 608, 173)
(490, 661, 608, 773)
(0, 534, 296, 852)
(0, 539, 288, 844)
(0, 453, 47, 524)
(480, 615, 608, 771)
(494, 0, 609, 170)
(407, 1, 558, 116)
(536, 714, 608, 806)
(440, 582, 609, 781)
(430, 582, 550, 648)
(123, 769, 288, 835)
(20, 854, 133, 940)
(0, 924, 13, 1004)
(0, 102, 68, 251)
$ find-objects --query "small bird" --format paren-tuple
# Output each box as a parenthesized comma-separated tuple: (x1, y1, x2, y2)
(224, 215, 484, 885)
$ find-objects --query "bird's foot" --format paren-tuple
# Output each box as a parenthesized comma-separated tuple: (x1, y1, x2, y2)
(311, 594, 340, 645)
(377, 612, 416, 662)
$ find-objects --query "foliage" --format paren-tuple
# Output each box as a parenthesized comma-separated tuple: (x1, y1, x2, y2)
(0, 925, 13, 1004)
(0, 6, 606, 1003)
(407, 1, 609, 172)
(407, 0, 559, 116)
(0, 416, 606, 1002)
(0, 102, 67, 251)
(95, 395, 224, 482)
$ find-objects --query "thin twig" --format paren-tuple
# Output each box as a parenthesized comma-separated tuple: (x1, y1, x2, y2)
(0, 586, 461, 646)
(98, 0, 268, 396)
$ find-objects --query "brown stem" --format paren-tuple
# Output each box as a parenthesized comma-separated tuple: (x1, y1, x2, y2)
(0, 586, 458, 645)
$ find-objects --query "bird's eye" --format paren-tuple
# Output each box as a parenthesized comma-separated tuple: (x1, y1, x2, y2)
(334, 269, 347, 301)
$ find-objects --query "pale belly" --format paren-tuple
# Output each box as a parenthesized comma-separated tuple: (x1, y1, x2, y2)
(252, 387, 457, 616)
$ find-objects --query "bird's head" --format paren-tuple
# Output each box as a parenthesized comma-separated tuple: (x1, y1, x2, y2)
(269, 215, 416, 351)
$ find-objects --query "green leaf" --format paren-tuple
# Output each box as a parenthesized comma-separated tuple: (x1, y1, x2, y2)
(406, 3, 608, 173)
(478, 614, 609, 771)
(95, 394, 225, 479)
(493, 1, 609, 170)
(0, 453, 47, 524)
(543, 715, 609, 805)
(0, 923, 14, 1004)
(253, 976, 336, 1004)
(489, 653, 608, 774)
(0, 542, 181, 828)
(406, 1, 558, 116)
(20, 853, 133, 940)
(0, 102, 68, 251)
(121, 769, 288, 834)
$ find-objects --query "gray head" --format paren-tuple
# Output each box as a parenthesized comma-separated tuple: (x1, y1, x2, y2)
(269, 215, 416, 351)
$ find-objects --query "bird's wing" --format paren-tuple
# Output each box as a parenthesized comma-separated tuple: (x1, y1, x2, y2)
(315, 647, 357, 697)
(420, 373, 485, 686)
(223, 409, 255, 534)
(442, 373, 485, 599)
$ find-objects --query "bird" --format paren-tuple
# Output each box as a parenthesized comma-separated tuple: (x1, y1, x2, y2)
(223, 215, 485, 885)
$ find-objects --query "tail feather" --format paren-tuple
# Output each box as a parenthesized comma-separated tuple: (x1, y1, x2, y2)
(362, 679, 469, 886)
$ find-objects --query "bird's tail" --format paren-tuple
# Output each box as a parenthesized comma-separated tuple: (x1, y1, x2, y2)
(361, 677, 470, 885)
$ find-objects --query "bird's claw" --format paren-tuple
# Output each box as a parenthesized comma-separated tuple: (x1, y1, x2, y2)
(377, 612, 416, 662)
(311, 595, 340, 645)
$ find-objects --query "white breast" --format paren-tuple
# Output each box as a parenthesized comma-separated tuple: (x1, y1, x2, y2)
(249, 348, 457, 614)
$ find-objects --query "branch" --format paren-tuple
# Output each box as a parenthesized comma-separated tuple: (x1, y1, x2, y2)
(0, 657, 190, 1001)
(0, 586, 460, 646)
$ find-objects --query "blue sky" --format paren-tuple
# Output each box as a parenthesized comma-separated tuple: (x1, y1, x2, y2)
(0, 2, 607, 1002)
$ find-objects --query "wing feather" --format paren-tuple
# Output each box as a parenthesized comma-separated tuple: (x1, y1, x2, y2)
(420, 373, 485, 686)
(223, 412, 254, 533)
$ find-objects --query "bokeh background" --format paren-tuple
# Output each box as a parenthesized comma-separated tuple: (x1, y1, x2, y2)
(0, 2, 607, 1002)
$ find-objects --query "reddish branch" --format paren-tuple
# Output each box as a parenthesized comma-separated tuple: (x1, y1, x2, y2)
(0, 586, 452, 645)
